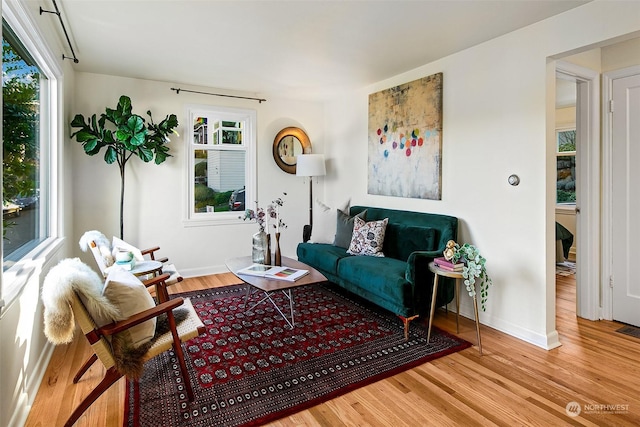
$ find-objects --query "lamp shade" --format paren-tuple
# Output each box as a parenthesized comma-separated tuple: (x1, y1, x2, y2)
(296, 154, 326, 177)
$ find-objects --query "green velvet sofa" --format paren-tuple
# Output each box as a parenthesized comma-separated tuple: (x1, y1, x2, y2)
(296, 205, 458, 339)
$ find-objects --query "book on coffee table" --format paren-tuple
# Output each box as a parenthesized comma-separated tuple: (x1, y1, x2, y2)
(265, 267, 309, 282)
(237, 264, 309, 282)
(237, 263, 278, 277)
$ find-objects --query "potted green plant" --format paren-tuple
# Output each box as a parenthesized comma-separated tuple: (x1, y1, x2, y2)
(70, 95, 179, 238)
(444, 240, 493, 311)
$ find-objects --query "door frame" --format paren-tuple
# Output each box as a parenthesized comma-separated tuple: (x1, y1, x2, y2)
(602, 65, 640, 320)
(555, 61, 600, 320)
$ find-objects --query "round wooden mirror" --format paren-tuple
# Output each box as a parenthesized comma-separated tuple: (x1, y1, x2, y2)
(273, 127, 312, 174)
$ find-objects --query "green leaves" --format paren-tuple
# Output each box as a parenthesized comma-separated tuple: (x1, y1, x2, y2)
(70, 113, 105, 156)
(445, 241, 493, 311)
(70, 114, 87, 128)
(105, 95, 133, 126)
(69, 95, 179, 239)
(115, 115, 147, 149)
(153, 145, 170, 165)
(137, 146, 154, 162)
(104, 146, 117, 164)
(69, 95, 179, 167)
(162, 114, 179, 131)
(118, 95, 132, 117)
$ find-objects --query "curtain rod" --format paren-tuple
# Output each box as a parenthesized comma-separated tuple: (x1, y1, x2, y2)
(40, 0, 78, 63)
(171, 87, 266, 104)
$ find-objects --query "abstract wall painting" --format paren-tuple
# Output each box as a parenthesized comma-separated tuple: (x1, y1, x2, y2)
(368, 72, 443, 200)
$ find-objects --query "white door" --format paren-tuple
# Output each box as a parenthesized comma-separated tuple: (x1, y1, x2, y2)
(612, 73, 640, 326)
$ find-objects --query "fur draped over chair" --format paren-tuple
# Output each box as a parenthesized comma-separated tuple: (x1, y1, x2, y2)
(78, 229, 110, 253)
(78, 230, 115, 269)
(42, 257, 192, 379)
(41, 257, 122, 344)
(40, 258, 204, 426)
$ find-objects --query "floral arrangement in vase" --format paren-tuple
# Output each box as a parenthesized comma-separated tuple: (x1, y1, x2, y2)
(240, 193, 287, 265)
(267, 194, 287, 233)
(443, 240, 492, 311)
(240, 193, 288, 232)
(241, 204, 267, 232)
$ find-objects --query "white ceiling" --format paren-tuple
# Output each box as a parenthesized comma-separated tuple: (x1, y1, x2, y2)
(54, 0, 589, 100)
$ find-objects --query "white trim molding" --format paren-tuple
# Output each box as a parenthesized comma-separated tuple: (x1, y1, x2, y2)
(182, 104, 257, 227)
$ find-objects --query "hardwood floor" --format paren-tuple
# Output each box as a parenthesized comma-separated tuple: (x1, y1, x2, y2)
(26, 272, 640, 426)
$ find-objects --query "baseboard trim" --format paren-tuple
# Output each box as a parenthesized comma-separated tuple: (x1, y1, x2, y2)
(180, 264, 229, 278)
(456, 304, 562, 350)
(8, 341, 55, 427)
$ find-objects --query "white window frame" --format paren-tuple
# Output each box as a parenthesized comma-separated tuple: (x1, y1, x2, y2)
(184, 104, 256, 226)
(1, 0, 63, 312)
(555, 126, 576, 208)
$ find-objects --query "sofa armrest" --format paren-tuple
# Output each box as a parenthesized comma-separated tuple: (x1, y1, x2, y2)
(405, 250, 441, 285)
(406, 249, 456, 312)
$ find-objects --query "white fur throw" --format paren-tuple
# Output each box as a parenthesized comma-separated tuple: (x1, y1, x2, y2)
(79, 230, 114, 268)
(41, 258, 122, 344)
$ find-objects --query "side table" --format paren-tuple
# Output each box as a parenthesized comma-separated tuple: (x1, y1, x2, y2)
(427, 261, 482, 355)
(130, 260, 163, 277)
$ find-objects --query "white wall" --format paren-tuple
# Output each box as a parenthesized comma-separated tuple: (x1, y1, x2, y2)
(321, 0, 640, 349)
(72, 73, 325, 276)
(602, 37, 640, 72)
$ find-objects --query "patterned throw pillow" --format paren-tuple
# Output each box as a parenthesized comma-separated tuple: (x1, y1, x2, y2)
(347, 217, 389, 257)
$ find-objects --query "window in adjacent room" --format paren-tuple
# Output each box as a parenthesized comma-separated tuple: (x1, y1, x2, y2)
(185, 105, 256, 224)
(556, 127, 576, 205)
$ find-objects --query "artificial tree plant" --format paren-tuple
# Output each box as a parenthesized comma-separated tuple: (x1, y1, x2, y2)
(70, 95, 179, 239)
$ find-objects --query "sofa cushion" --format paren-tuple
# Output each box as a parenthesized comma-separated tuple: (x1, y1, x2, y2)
(334, 209, 367, 248)
(297, 242, 349, 275)
(310, 199, 351, 244)
(384, 223, 438, 261)
(347, 217, 388, 257)
(350, 206, 458, 256)
(337, 255, 410, 305)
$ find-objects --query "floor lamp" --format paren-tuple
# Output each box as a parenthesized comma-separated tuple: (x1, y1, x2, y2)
(296, 154, 326, 242)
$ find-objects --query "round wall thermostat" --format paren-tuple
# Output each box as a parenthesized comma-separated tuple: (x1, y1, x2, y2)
(508, 174, 520, 186)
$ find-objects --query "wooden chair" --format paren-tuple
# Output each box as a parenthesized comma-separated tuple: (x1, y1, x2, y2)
(76, 231, 185, 385)
(46, 269, 204, 427)
(79, 230, 183, 285)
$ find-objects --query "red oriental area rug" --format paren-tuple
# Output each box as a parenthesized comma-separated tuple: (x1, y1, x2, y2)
(125, 283, 470, 426)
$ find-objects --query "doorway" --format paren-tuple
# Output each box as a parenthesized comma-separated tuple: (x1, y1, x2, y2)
(555, 61, 600, 321)
(553, 37, 640, 325)
(554, 74, 578, 311)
